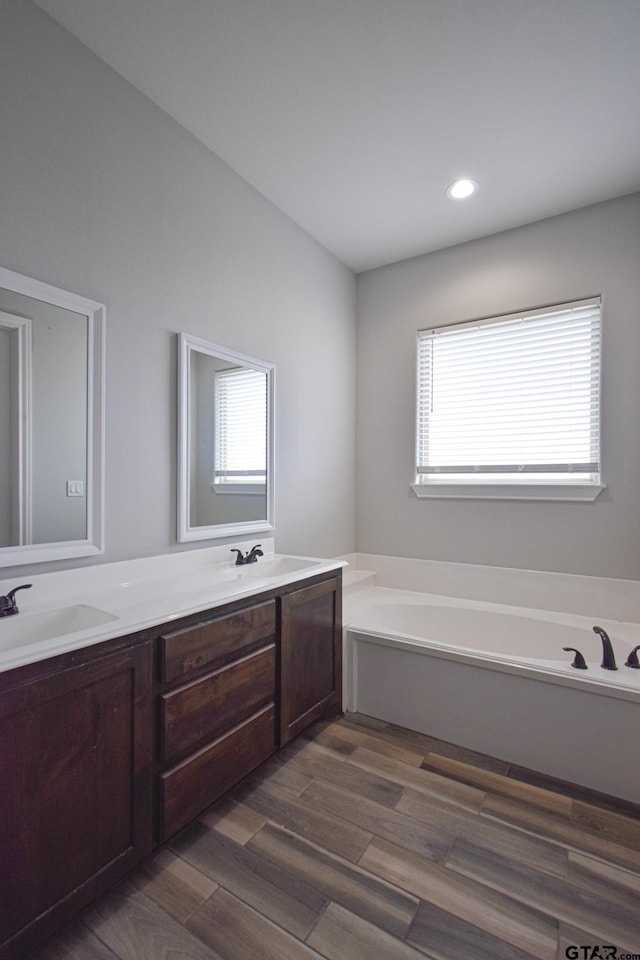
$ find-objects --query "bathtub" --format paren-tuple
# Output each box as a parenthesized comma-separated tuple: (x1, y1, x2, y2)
(344, 585, 640, 802)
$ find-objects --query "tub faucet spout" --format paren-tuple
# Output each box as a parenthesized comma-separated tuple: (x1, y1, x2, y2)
(592, 625, 617, 670)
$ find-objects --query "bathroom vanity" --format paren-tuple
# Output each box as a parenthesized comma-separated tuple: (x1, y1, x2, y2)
(0, 555, 342, 959)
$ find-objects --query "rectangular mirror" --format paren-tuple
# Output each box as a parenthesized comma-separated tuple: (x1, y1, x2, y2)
(177, 333, 274, 541)
(0, 266, 105, 567)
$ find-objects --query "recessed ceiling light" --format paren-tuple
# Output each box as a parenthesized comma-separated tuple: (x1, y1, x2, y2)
(447, 178, 479, 200)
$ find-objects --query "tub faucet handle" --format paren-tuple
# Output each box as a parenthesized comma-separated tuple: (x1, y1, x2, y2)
(625, 645, 640, 668)
(562, 647, 588, 669)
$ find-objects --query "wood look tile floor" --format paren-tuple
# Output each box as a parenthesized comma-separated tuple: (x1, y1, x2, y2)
(37, 714, 640, 960)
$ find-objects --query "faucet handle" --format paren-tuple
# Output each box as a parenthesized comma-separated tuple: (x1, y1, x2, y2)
(562, 647, 588, 669)
(7, 583, 32, 601)
(0, 583, 32, 617)
(625, 645, 640, 668)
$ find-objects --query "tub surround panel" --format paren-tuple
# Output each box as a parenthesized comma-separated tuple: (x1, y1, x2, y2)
(352, 639, 639, 803)
(347, 552, 640, 623)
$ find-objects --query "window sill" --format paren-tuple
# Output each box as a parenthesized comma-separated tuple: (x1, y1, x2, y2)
(410, 482, 606, 502)
(211, 483, 265, 496)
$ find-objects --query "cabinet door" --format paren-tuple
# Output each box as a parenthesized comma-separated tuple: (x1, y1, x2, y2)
(0, 643, 153, 958)
(279, 576, 342, 745)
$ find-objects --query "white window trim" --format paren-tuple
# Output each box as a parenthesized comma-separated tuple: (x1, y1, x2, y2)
(412, 297, 605, 503)
(411, 481, 605, 501)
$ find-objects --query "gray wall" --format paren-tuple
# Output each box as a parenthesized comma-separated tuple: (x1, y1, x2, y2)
(3, 2, 638, 582)
(356, 194, 640, 579)
(0, 0, 356, 575)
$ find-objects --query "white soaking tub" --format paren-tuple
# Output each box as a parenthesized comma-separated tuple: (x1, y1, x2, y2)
(344, 586, 640, 802)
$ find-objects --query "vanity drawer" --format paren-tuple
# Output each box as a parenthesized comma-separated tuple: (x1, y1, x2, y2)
(159, 703, 275, 840)
(159, 600, 276, 682)
(160, 644, 275, 762)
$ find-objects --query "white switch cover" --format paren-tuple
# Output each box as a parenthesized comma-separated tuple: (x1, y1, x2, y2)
(66, 480, 84, 497)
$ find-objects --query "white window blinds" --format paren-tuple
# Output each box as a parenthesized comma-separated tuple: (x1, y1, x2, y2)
(214, 367, 267, 484)
(416, 298, 601, 485)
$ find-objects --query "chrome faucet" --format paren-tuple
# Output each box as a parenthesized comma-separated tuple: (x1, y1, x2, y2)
(592, 625, 617, 671)
(230, 544, 264, 566)
(0, 584, 32, 618)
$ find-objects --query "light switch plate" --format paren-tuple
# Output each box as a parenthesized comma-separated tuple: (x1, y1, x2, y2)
(66, 480, 84, 497)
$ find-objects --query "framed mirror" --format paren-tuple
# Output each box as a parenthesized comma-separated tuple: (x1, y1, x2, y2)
(0, 266, 105, 567)
(177, 333, 274, 541)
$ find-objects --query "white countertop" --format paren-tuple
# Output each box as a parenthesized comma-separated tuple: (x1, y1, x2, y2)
(0, 539, 346, 673)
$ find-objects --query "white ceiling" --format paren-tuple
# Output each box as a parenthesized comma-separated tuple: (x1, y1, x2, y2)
(34, 0, 640, 272)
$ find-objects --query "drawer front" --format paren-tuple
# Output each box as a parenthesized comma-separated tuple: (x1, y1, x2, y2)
(160, 645, 275, 762)
(159, 600, 276, 682)
(159, 704, 275, 840)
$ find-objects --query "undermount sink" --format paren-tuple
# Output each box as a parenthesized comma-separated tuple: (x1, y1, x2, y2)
(235, 556, 320, 578)
(0, 605, 118, 652)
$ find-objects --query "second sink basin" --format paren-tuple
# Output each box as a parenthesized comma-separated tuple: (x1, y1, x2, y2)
(236, 556, 320, 578)
(0, 605, 118, 652)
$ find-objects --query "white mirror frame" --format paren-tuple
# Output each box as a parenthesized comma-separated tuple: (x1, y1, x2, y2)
(0, 266, 105, 567)
(177, 333, 275, 542)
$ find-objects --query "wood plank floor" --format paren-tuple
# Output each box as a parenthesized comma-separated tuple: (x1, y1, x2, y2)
(37, 714, 640, 960)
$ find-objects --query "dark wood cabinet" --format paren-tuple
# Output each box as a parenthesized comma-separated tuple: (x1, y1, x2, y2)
(0, 640, 153, 960)
(0, 567, 342, 957)
(279, 573, 342, 745)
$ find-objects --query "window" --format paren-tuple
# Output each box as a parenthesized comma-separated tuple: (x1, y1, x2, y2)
(213, 366, 267, 494)
(413, 297, 603, 501)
